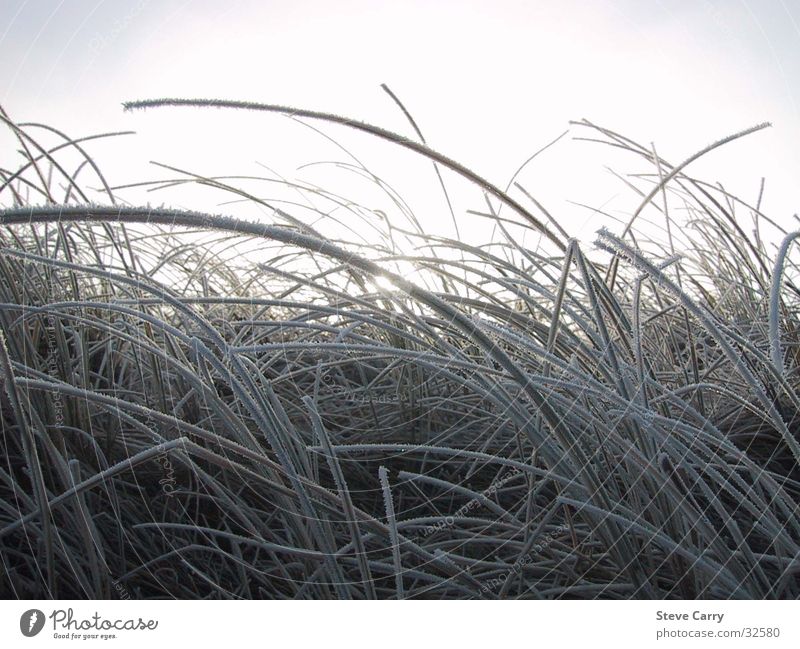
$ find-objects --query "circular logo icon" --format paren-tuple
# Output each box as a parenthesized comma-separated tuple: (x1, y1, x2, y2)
(20, 609, 45, 637)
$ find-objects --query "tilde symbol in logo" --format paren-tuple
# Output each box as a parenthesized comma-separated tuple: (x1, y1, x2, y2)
(20, 609, 45, 637)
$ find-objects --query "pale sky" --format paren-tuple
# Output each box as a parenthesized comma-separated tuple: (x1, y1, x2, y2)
(1, 0, 799, 247)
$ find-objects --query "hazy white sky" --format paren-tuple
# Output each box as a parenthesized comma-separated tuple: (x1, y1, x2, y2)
(1, 0, 798, 245)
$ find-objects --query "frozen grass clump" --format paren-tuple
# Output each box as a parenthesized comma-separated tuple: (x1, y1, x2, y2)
(0, 98, 799, 599)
